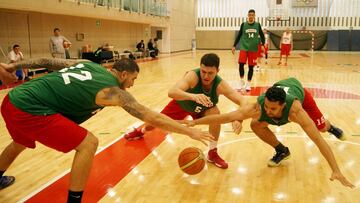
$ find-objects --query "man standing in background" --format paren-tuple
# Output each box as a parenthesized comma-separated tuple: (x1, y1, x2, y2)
(232, 9, 265, 91)
(49, 28, 72, 59)
(278, 27, 293, 66)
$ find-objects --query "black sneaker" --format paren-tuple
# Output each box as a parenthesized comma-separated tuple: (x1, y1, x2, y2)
(328, 125, 345, 141)
(0, 176, 15, 189)
(267, 147, 291, 167)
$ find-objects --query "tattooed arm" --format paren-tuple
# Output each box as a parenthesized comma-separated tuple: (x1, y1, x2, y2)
(0, 57, 89, 72)
(95, 87, 215, 145)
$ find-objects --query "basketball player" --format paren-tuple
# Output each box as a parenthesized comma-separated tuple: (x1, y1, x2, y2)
(185, 77, 354, 188)
(278, 27, 293, 66)
(125, 53, 246, 169)
(0, 58, 214, 202)
(232, 9, 265, 91)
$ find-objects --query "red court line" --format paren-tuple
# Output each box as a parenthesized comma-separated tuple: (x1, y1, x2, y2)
(25, 128, 167, 203)
(237, 86, 360, 100)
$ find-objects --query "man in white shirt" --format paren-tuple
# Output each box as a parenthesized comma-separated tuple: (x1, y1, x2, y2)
(278, 27, 293, 66)
(8, 44, 29, 81)
(49, 28, 72, 58)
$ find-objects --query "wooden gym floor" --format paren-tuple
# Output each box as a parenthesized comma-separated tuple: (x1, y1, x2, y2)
(0, 50, 360, 202)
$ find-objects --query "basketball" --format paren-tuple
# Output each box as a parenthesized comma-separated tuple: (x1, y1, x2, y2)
(63, 41, 71, 48)
(178, 147, 205, 175)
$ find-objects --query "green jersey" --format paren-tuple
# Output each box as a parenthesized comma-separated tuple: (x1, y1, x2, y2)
(233, 22, 265, 52)
(176, 68, 222, 114)
(9, 61, 120, 124)
(257, 78, 305, 126)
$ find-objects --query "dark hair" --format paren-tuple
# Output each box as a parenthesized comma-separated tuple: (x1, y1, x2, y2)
(248, 9, 255, 14)
(54, 28, 60, 32)
(13, 44, 20, 49)
(113, 58, 139, 73)
(200, 53, 220, 68)
(265, 86, 286, 104)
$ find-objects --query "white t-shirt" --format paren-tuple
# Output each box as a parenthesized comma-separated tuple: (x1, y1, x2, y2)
(8, 50, 24, 63)
(282, 32, 292, 44)
(49, 35, 70, 54)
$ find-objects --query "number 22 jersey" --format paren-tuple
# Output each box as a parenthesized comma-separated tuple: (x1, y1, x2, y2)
(8, 62, 120, 124)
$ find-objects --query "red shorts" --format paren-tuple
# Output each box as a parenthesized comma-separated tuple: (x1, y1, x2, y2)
(238, 50, 257, 66)
(302, 89, 326, 130)
(1, 95, 87, 153)
(160, 99, 201, 120)
(280, 44, 291, 56)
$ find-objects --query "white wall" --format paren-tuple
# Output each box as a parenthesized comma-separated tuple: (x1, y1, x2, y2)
(197, 0, 360, 30)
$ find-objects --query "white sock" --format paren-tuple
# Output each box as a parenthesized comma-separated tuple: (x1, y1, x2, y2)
(209, 141, 218, 150)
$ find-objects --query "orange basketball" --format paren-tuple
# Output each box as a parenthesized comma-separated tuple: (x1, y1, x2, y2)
(63, 41, 70, 48)
(178, 147, 205, 175)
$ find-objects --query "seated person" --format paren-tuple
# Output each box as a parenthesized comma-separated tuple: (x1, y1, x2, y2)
(147, 39, 157, 58)
(136, 40, 145, 56)
(8, 44, 30, 81)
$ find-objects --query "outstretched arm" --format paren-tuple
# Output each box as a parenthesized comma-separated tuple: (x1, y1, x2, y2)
(290, 101, 354, 188)
(218, 80, 246, 107)
(191, 103, 259, 126)
(1, 58, 89, 72)
(95, 87, 215, 145)
(217, 80, 248, 134)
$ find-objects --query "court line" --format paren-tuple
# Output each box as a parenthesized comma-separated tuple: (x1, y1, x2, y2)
(215, 133, 360, 149)
(21, 128, 168, 203)
(18, 132, 127, 203)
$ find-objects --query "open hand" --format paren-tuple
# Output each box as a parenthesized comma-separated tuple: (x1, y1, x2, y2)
(188, 128, 215, 146)
(192, 94, 213, 107)
(330, 171, 355, 188)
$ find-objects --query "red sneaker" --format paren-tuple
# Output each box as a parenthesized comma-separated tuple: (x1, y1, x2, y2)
(207, 148, 228, 169)
(124, 128, 144, 141)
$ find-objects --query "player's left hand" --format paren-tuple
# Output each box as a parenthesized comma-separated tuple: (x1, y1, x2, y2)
(330, 171, 355, 188)
(232, 120, 243, 135)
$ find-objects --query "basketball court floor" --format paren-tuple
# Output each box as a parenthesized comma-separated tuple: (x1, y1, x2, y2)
(0, 50, 360, 202)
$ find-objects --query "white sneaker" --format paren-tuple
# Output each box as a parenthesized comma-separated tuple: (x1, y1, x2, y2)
(245, 82, 251, 91)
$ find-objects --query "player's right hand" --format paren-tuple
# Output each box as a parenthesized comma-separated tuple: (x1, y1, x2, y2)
(231, 47, 236, 55)
(192, 94, 213, 107)
(188, 128, 215, 146)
